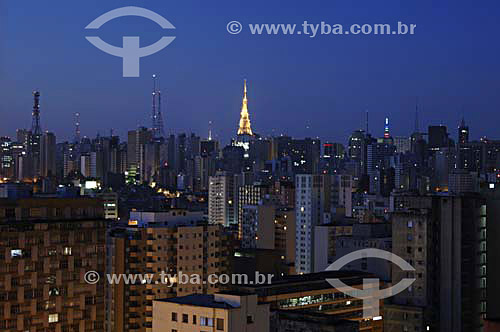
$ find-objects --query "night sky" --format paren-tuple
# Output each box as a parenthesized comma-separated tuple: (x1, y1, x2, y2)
(1, 0, 500, 145)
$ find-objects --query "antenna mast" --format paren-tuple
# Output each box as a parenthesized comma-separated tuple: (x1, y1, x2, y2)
(74, 112, 81, 143)
(31, 91, 42, 136)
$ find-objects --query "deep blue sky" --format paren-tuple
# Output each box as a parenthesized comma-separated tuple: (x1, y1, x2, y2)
(1, 0, 500, 145)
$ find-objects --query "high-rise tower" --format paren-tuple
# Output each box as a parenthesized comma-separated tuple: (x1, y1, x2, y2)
(384, 117, 390, 139)
(237, 80, 253, 136)
(31, 90, 42, 136)
(458, 117, 469, 145)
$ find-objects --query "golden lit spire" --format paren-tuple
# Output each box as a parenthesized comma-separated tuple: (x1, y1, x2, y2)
(238, 79, 253, 136)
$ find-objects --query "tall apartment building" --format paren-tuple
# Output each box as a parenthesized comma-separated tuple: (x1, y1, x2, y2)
(295, 174, 331, 274)
(0, 137, 15, 180)
(313, 218, 354, 273)
(348, 130, 368, 179)
(448, 169, 479, 194)
(237, 182, 269, 237)
(193, 153, 216, 192)
(40, 132, 56, 178)
(272, 180, 295, 208)
(107, 211, 232, 332)
(127, 127, 153, 178)
(0, 197, 107, 331)
(80, 154, 93, 178)
(208, 172, 236, 226)
(241, 204, 295, 266)
(367, 141, 396, 196)
(333, 222, 392, 281)
(142, 141, 166, 184)
(331, 174, 353, 217)
(97, 191, 119, 220)
(272, 137, 321, 175)
(482, 184, 500, 330)
(153, 292, 270, 332)
(386, 193, 490, 332)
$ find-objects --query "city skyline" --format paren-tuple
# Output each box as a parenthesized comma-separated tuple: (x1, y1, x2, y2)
(0, 81, 487, 146)
(2, 0, 500, 143)
(3, 1, 500, 332)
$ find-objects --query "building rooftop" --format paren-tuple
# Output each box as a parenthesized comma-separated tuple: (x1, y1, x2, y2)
(156, 294, 237, 309)
(320, 215, 358, 226)
(234, 270, 375, 297)
(273, 309, 358, 327)
(216, 290, 255, 296)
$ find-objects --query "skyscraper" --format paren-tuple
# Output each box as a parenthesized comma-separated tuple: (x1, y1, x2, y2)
(295, 174, 331, 274)
(40, 132, 56, 177)
(428, 125, 450, 149)
(127, 127, 153, 181)
(237, 182, 269, 235)
(348, 130, 368, 178)
(0, 137, 14, 179)
(458, 117, 469, 145)
(208, 171, 236, 226)
(388, 193, 489, 332)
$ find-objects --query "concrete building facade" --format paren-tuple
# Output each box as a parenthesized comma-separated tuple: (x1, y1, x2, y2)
(0, 198, 107, 331)
(153, 292, 269, 332)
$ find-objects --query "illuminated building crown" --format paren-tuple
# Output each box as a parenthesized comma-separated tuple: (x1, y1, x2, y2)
(237, 80, 253, 136)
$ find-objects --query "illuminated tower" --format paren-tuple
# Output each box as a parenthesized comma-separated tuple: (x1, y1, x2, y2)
(384, 117, 390, 139)
(237, 80, 253, 136)
(458, 117, 469, 145)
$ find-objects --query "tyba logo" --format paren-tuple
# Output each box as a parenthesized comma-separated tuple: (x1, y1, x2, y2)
(326, 248, 416, 319)
(85, 6, 176, 77)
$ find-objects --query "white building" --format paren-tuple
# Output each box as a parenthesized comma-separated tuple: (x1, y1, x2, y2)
(295, 174, 331, 274)
(208, 172, 236, 226)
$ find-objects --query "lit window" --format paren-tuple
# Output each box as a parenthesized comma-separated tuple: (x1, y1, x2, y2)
(49, 314, 58, 323)
(11, 249, 22, 258)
